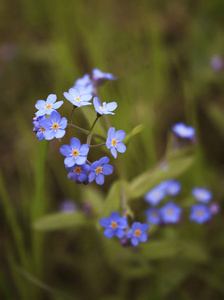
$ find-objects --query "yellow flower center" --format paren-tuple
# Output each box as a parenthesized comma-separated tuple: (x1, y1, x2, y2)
(134, 229, 141, 237)
(111, 222, 118, 229)
(74, 167, 82, 174)
(96, 166, 102, 174)
(112, 138, 117, 146)
(46, 104, 52, 109)
(196, 209, 203, 217)
(72, 150, 79, 157)
(75, 97, 81, 102)
(52, 123, 59, 130)
(40, 126, 45, 132)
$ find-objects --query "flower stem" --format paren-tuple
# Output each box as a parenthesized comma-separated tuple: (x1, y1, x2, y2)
(89, 115, 100, 134)
(67, 124, 106, 141)
(89, 143, 106, 148)
(69, 106, 76, 123)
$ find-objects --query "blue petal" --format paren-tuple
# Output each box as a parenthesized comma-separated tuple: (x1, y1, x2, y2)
(140, 223, 149, 232)
(111, 147, 117, 158)
(104, 228, 114, 238)
(117, 217, 128, 229)
(115, 229, 125, 238)
(82, 164, 90, 173)
(60, 145, 71, 156)
(110, 212, 120, 220)
(63, 92, 74, 102)
(126, 229, 133, 238)
(91, 161, 99, 170)
(139, 233, 148, 243)
(53, 100, 63, 109)
(100, 217, 110, 228)
(78, 173, 87, 182)
(36, 131, 44, 141)
(131, 237, 139, 246)
(96, 173, 105, 185)
(35, 109, 46, 117)
(106, 138, 111, 149)
(76, 156, 87, 165)
(69, 88, 79, 98)
(50, 111, 61, 123)
(80, 93, 92, 101)
(64, 156, 76, 167)
(115, 130, 125, 142)
(98, 156, 109, 165)
(117, 143, 126, 153)
(107, 127, 115, 139)
(70, 137, 81, 150)
(43, 130, 55, 140)
(132, 222, 141, 230)
(106, 102, 117, 112)
(59, 117, 67, 129)
(93, 97, 100, 110)
(55, 129, 65, 139)
(39, 118, 52, 130)
(46, 94, 57, 104)
(88, 171, 96, 182)
(68, 172, 77, 180)
(79, 144, 89, 156)
(102, 164, 113, 175)
(35, 100, 46, 110)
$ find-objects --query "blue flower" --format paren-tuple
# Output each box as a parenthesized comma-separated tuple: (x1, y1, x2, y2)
(89, 156, 113, 185)
(190, 204, 211, 224)
(172, 123, 195, 139)
(39, 111, 67, 140)
(144, 186, 166, 206)
(126, 222, 149, 246)
(145, 208, 161, 225)
(60, 137, 89, 167)
(106, 127, 126, 158)
(163, 180, 181, 196)
(160, 202, 182, 224)
(63, 87, 92, 107)
(192, 187, 212, 203)
(93, 97, 117, 115)
(209, 203, 220, 215)
(66, 164, 90, 183)
(59, 200, 77, 213)
(100, 211, 127, 239)
(92, 68, 117, 86)
(74, 74, 93, 93)
(35, 94, 63, 117)
(33, 116, 46, 141)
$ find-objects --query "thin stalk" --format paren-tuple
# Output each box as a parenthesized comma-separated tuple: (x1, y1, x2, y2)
(69, 106, 76, 123)
(89, 143, 106, 148)
(67, 124, 106, 141)
(89, 115, 100, 134)
(87, 134, 93, 146)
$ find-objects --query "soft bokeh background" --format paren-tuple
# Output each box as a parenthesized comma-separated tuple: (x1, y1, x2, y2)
(1, 0, 224, 299)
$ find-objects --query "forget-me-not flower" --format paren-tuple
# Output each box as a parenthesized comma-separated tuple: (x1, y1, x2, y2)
(100, 212, 127, 238)
(172, 123, 195, 139)
(145, 208, 161, 225)
(126, 222, 149, 246)
(66, 164, 90, 183)
(35, 94, 63, 117)
(89, 156, 113, 185)
(63, 87, 92, 107)
(144, 185, 166, 206)
(93, 97, 117, 115)
(160, 202, 182, 224)
(165, 180, 181, 196)
(192, 187, 212, 203)
(39, 111, 67, 140)
(74, 74, 93, 92)
(33, 116, 46, 141)
(92, 68, 117, 86)
(106, 127, 126, 158)
(60, 137, 89, 167)
(190, 204, 211, 224)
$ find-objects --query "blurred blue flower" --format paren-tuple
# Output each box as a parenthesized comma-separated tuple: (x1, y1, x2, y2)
(160, 202, 182, 224)
(192, 187, 212, 203)
(59, 200, 77, 213)
(66, 164, 90, 183)
(100, 211, 127, 238)
(164, 180, 181, 196)
(126, 222, 149, 246)
(63, 87, 92, 107)
(89, 156, 113, 185)
(190, 204, 211, 224)
(33, 116, 46, 141)
(74, 74, 93, 94)
(39, 111, 67, 140)
(92, 68, 117, 87)
(93, 97, 117, 115)
(172, 123, 195, 139)
(60, 137, 89, 167)
(210, 55, 223, 72)
(144, 185, 166, 206)
(106, 127, 126, 158)
(145, 208, 161, 225)
(209, 203, 220, 215)
(35, 94, 63, 117)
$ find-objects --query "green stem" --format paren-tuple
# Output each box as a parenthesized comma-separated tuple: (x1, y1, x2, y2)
(89, 143, 106, 148)
(69, 106, 76, 124)
(67, 124, 106, 141)
(89, 115, 100, 134)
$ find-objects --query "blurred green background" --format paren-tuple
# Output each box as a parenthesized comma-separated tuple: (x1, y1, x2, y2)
(1, 0, 224, 299)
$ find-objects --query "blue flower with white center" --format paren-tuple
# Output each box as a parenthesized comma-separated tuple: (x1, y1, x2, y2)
(160, 202, 182, 224)
(106, 127, 126, 159)
(145, 208, 161, 225)
(93, 97, 117, 115)
(35, 94, 63, 117)
(164, 180, 181, 196)
(192, 187, 212, 203)
(63, 87, 92, 107)
(66, 164, 90, 183)
(126, 222, 149, 247)
(92, 68, 117, 87)
(144, 185, 166, 206)
(190, 204, 211, 224)
(100, 212, 127, 239)
(60, 137, 89, 167)
(39, 111, 67, 140)
(89, 156, 113, 185)
(33, 116, 46, 141)
(172, 123, 195, 139)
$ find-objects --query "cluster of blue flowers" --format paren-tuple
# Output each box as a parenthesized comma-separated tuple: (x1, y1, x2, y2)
(33, 69, 126, 185)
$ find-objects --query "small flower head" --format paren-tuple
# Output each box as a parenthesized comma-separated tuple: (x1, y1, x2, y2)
(126, 222, 149, 246)
(66, 164, 90, 183)
(92, 68, 117, 87)
(145, 208, 161, 225)
(172, 123, 195, 139)
(144, 186, 166, 206)
(39, 111, 67, 140)
(100, 212, 127, 239)
(160, 202, 182, 224)
(35, 94, 63, 117)
(190, 204, 211, 224)
(209, 203, 220, 215)
(164, 180, 181, 196)
(106, 127, 126, 158)
(33, 116, 46, 141)
(210, 55, 223, 72)
(93, 97, 117, 115)
(63, 87, 92, 107)
(74, 74, 93, 93)
(192, 187, 212, 203)
(60, 137, 89, 167)
(89, 156, 113, 185)
(59, 200, 77, 213)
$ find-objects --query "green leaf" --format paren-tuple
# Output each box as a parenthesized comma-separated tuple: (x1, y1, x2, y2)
(124, 124, 145, 144)
(33, 212, 91, 231)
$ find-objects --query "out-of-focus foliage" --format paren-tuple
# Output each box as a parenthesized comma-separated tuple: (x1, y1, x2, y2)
(1, 0, 224, 299)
